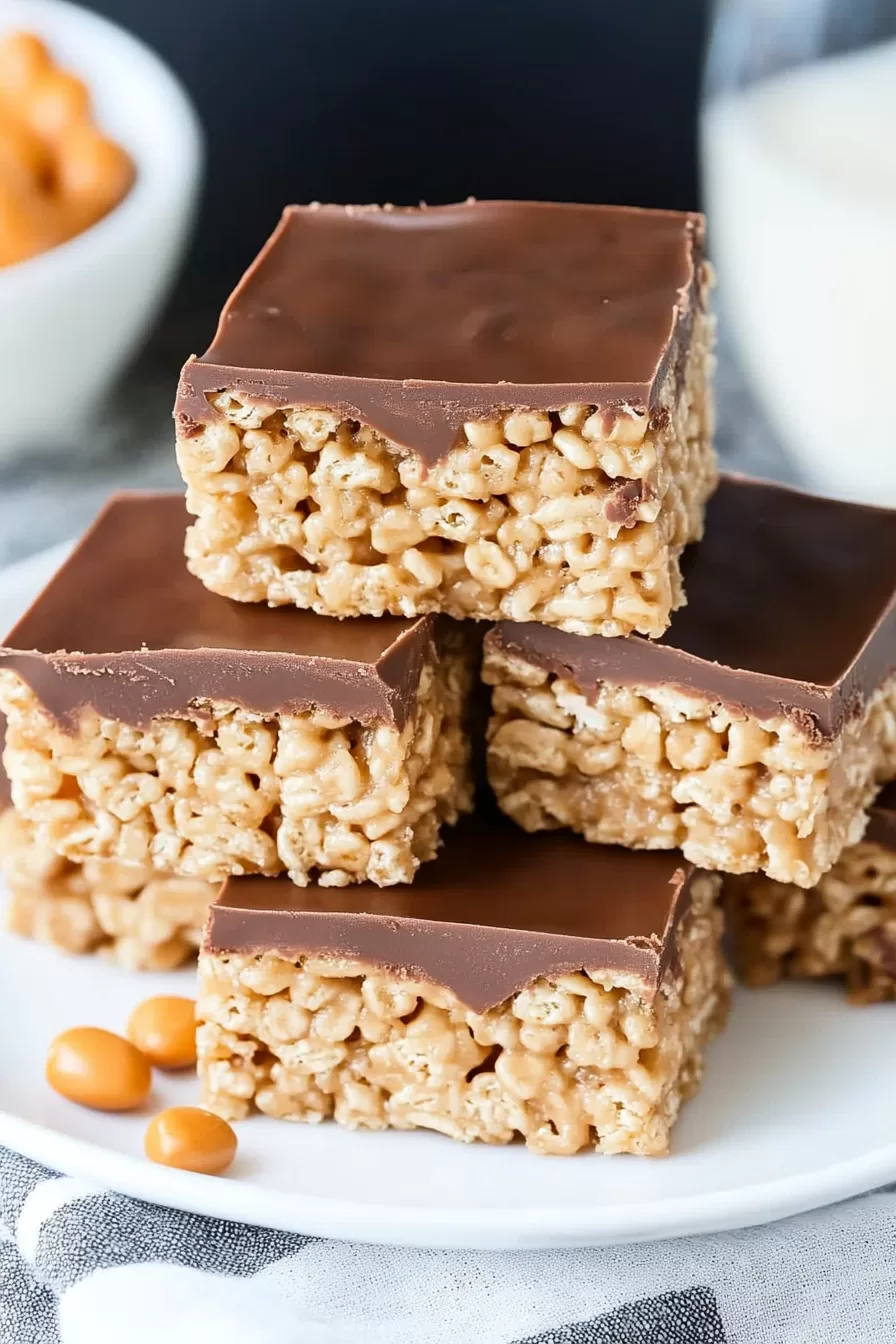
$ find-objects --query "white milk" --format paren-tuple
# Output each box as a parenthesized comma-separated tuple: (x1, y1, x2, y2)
(702, 39, 896, 503)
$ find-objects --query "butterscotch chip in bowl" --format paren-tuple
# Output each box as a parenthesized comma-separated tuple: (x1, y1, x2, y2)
(0, 30, 133, 267)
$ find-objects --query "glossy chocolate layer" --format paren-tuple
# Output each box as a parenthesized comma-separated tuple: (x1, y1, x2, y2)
(488, 475, 896, 740)
(176, 201, 704, 461)
(866, 782, 896, 852)
(207, 811, 696, 1013)
(0, 494, 439, 731)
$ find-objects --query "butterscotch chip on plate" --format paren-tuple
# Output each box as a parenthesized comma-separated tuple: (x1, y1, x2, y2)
(0, 493, 478, 889)
(484, 475, 896, 888)
(175, 200, 716, 638)
(196, 813, 729, 1156)
(727, 782, 896, 1003)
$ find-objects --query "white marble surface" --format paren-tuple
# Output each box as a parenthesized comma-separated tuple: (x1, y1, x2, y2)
(0, 330, 795, 569)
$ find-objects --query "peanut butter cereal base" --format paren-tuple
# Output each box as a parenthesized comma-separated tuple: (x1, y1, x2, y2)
(728, 841, 896, 1003)
(196, 875, 728, 1157)
(0, 807, 211, 970)
(484, 645, 896, 889)
(0, 634, 476, 887)
(176, 307, 715, 640)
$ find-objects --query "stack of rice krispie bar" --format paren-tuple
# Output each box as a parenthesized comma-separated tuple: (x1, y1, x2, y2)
(2, 199, 893, 1158)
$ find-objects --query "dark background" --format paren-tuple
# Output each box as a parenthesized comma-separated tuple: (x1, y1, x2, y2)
(82, 0, 711, 347)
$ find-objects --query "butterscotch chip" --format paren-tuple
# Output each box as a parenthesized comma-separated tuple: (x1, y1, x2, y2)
(22, 68, 89, 141)
(175, 201, 716, 639)
(0, 30, 133, 268)
(0, 33, 51, 98)
(46, 1026, 151, 1111)
(144, 1107, 237, 1175)
(127, 996, 197, 1069)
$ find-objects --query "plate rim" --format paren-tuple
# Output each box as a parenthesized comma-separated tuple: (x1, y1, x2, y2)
(1, 1105, 894, 1248)
(0, 535, 894, 1249)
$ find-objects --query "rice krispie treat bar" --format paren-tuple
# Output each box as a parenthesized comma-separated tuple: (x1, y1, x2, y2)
(485, 476, 896, 889)
(0, 807, 213, 971)
(0, 494, 477, 888)
(176, 200, 716, 639)
(728, 782, 896, 1003)
(0, 714, 211, 969)
(197, 814, 729, 1156)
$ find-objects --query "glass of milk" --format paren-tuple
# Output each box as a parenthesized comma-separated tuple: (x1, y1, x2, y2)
(702, 0, 896, 504)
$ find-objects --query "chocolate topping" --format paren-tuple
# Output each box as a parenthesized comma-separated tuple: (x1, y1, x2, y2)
(488, 475, 896, 740)
(0, 494, 440, 731)
(865, 782, 896, 852)
(176, 201, 704, 462)
(207, 811, 696, 1013)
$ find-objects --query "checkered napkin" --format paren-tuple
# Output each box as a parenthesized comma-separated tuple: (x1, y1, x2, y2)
(2, 1146, 895, 1343)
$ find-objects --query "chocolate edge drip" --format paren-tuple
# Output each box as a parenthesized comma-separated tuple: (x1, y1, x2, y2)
(176, 364, 673, 466)
(173, 208, 705, 465)
(0, 611, 459, 737)
(0, 493, 454, 734)
(204, 868, 694, 1016)
(0, 644, 434, 734)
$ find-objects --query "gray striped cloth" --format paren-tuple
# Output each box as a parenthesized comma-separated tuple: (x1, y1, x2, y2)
(2, 1145, 894, 1343)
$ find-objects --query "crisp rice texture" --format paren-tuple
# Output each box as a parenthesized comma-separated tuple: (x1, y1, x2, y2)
(0, 807, 212, 970)
(196, 874, 728, 1157)
(177, 304, 715, 639)
(0, 632, 476, 888)
(728, 840, 896, 1003)
(483, 645, 896, 889)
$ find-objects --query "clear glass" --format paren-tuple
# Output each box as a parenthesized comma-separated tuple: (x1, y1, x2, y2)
(701, 0, 896, 504)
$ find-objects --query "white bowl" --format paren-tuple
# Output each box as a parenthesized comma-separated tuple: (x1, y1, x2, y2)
(0, 0, 202, 456)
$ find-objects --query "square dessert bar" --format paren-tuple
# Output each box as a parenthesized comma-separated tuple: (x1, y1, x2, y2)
(175, 200, 716, 639)
(485, 476, 896, 888)
(0, 715, 211, 969)
(0, 807, 213, 970)
(197, 814, 729, 1156)
(0, 494, 478, 888)
(728, 783, 896, 1003)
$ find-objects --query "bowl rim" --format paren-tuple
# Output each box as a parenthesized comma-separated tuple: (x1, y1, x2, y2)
(0, 0, 203, 292)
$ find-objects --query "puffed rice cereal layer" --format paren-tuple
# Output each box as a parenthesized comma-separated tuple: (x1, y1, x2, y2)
(483, 645, 896, 889)
(727, 841, 896, 1003)
(0, 807, 212, 971)
(196, 874, 728, 1156)
(176, 308, 716, 641)
(0, 633, 477, 888)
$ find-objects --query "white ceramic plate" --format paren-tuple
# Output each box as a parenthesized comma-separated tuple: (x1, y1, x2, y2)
(1, 541, 895, 1249)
